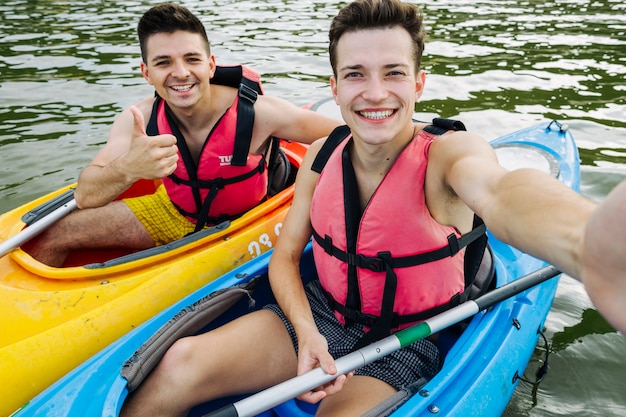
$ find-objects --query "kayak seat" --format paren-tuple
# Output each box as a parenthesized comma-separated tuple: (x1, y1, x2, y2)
(437, 243, 496, 359)
(267, 141, 295, 196)
(469, 242, 496, 300)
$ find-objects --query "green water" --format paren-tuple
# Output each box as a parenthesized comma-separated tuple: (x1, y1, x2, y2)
(1, 1, 624, 415)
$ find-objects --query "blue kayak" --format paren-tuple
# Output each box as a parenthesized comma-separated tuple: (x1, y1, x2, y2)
(12, 117, 579, 417)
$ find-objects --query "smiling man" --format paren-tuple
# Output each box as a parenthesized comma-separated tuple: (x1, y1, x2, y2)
(27, 3, 341, 267)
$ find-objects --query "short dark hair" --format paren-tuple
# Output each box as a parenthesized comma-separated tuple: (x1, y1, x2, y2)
(137, 3, 210, 63)
(328, 0, 426, 76)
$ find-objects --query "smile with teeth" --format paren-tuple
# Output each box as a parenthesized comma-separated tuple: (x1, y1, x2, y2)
(170, 84, 193, 92)
(358, 110, 394, 120)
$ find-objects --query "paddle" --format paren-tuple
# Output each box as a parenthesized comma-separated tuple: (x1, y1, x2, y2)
(203, 264, 561, 417)
(0, 198, 77, 258)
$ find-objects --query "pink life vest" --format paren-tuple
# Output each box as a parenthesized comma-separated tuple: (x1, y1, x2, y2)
(310, 122, 487, 347)
(147, 65, 269, 231)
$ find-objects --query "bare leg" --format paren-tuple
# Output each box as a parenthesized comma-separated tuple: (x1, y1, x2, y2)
(315, 375, 397, 417)
(27, 201, 154, 267)
(120, 309, 298, 417)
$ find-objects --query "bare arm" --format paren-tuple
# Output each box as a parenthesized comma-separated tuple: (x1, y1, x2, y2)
(253, 95, 342, 149)
(432, 131, 595, 279)
(74, 101, 179, 209)
(268, 139, 347, 403)
(437, 132, 626, 335)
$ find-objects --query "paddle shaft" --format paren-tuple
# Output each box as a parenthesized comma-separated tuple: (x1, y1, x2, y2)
(0, 198, 77, 257)
(205, 265, 561, 417)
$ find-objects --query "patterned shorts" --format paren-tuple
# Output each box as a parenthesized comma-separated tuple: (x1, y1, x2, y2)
(264, 280, 442, 390)
(123, 185, 197, 246)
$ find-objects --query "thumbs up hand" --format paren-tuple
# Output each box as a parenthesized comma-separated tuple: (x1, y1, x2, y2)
(124, 106, 179, 181)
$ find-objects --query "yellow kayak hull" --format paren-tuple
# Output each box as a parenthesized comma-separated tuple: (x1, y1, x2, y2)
(0, 141, 306, 417)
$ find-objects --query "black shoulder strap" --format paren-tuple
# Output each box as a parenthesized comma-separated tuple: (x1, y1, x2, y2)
(423, 117, 467, 136)
(211, 65, 248, 89)
(231, 78, 260, 166)
(311, 125, 351, 173)
(146, 96, 161, 136)
(461, 215, 489, 302)
(210, 66, 265, 167)
(311, 119, 464, 171)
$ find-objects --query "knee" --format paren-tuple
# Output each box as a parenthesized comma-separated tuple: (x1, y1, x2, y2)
(157, 336, 199, 381)
(156, 334, 228, 392)
(121, 337, 204, 417)
(145, 334, 230, 408)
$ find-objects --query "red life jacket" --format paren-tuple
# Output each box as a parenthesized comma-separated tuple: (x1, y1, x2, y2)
(310, 121, 488, 349)
(147, 65, 271, 231)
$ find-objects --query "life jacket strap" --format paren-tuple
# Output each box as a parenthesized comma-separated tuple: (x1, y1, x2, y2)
(167, 155, 265, 189)
(423, 118, 467, 136)
(172, 198, 263, 233)
(310, 117, 490, 349)
(231, 78, 261, 166)
(311, 125, 351, 174)
(312, 223, 486, 271)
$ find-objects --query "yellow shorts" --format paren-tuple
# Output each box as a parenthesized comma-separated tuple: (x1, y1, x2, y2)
(123, 185, 197, 246)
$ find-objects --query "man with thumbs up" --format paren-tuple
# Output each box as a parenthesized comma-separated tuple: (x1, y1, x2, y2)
(28, 3, 341, 267)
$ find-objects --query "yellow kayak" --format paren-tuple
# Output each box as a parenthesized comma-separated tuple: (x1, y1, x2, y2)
(0, 140, 307, 417)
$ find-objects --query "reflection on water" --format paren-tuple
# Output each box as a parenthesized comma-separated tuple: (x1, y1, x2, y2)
(421, 0, 626, 128)
(1, 0, 625, 416)
(551, 308, 615, 353)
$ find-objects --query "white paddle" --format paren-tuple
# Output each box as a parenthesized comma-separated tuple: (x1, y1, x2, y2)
(203, 265, 561, 417)
(0, 198, 77, 257)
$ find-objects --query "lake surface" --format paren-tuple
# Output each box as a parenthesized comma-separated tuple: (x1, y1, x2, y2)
(1, 0, 625, 415)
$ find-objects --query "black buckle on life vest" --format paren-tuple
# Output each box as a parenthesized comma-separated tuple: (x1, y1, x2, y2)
(210, 178, 226, 190)
(321, 288, 378, 327)
(323, 235, 333, 254)
(238, 82, 258, 104)
(351, 254, 385, 272)
(343, 308, 378, 327)
(447, 233, 460, 256)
